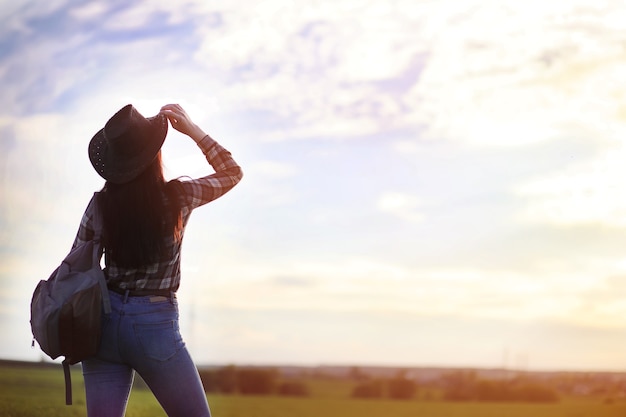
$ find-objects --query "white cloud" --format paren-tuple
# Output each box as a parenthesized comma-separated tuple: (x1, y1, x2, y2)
(69, 2, 108, 20)
(248, 160, 297, 178)
(191, 0, 424, 139)
(11, 113, 65, 143)
(102, 5, 160, 31)
(11, 0, 625, 148)
(181, 0, 626, 151)
(181, 251, 623, 328)
(516, 145, 626, 227)
(5, 0, 626, 147)
(377, 191, 424, 223)
(405, 0, 626, 145)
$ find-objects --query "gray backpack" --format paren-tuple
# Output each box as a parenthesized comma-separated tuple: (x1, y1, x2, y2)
(30, 192, 111, 404)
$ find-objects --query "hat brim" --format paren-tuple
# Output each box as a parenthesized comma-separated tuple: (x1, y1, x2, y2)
(89, 113, 168, 184)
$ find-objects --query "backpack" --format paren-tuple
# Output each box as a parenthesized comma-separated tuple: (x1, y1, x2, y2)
(30, 192, 111, 405)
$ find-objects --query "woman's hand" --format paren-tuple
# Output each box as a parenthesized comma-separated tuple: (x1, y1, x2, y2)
(160, 104, 207, 142)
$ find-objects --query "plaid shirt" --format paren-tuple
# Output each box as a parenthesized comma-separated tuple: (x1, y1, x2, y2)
(72, 135, 243, 293)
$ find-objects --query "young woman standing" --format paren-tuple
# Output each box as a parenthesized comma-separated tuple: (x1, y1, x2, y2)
(74, 103, 243, 417)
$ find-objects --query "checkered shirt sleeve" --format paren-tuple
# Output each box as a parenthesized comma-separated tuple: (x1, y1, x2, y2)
(177, 134, 244, 212)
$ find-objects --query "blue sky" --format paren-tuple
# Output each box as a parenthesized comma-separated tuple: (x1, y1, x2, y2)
(2, 0, 626, 371)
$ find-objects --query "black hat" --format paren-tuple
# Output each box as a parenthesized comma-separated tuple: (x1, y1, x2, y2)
(89, 104, 168, 184)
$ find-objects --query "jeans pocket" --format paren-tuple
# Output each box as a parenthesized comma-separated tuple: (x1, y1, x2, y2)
(134, 320, 184, 361)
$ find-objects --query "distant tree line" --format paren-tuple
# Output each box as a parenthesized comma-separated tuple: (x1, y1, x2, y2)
(195, 366, 568, 402)
(350, 369, 559, 402)
(198, 366, 309, 397)
(352, 378, 418, 400)
(352, 370, 418, 400)
(441, 371, 559, 403)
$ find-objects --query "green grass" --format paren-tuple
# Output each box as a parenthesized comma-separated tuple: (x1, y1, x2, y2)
(1, 363, 625, 417)
(207, 397, 626, 417)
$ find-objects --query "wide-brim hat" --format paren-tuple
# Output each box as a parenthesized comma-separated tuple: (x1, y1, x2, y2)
(89, 104, 168, 184)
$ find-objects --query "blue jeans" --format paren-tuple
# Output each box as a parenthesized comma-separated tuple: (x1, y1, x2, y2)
(82, 290, 211, 417)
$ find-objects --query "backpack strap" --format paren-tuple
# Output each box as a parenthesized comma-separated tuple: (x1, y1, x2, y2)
(57, 193, 111, 406)
(62, 359, 72, 405)
(91, 192, 111, 315)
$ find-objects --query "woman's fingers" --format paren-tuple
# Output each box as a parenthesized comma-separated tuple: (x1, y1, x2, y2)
(159, 104, 197, 136)
(160, 105, 189, 121)
(160, 103, 181, 111)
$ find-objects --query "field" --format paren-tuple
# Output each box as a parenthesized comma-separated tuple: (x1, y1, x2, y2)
(1, 362, 626, 417)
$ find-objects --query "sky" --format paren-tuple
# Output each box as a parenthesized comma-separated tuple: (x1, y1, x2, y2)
(2, 0, 626, 372)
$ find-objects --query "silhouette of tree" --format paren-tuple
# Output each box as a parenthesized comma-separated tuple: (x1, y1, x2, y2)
(237, 368, 278, 395)
(388, 376, 417, 400)
(278, 381, 309, 396)
(352, 380, 384, 399)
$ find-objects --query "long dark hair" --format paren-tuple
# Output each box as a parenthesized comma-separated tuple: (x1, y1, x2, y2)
(101, 152, 183, 268)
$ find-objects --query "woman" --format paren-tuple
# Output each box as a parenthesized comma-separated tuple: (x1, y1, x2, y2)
(73, 103, 243, 417)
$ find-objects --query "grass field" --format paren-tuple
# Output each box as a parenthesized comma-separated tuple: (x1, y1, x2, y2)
(2, 362, 626, 417)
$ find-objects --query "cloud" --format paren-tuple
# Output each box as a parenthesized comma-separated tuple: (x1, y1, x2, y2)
(178, 250, 626, 330)
(4, 0, 626, 148)
(163, 0, 626, 150)
(376, 191, 424, 223)
(404, 0, 626, 147)
(248, 160, 297, 179)
(190, 1, 425, 140)
(8, 0, 624, 147)
(515, 145, 626, 227)
(68, 2, 109, 21)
